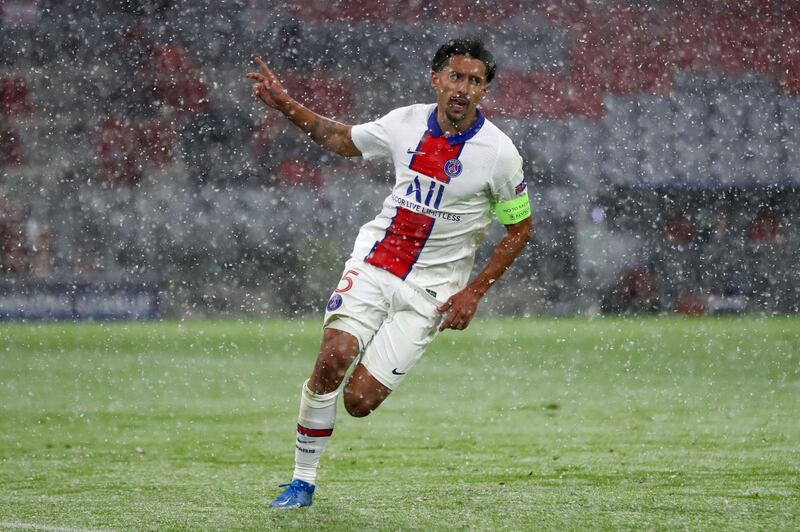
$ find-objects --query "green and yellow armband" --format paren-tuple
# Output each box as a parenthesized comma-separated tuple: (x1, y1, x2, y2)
(494, 193, 531, 225)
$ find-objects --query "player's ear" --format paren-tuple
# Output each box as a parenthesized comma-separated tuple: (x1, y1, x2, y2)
(473, 80, 489, 102)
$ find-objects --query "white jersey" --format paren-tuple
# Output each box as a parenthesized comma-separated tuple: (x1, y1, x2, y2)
(350, 103, 526, 301)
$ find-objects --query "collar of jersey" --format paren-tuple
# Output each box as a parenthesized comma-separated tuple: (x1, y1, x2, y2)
(427, 106, 485, 146)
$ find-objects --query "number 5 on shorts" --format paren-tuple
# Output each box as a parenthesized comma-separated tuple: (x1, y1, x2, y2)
(335, 269, 360, 293)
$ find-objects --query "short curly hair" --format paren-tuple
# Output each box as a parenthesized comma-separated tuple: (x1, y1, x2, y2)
(431, 37, 496, 83)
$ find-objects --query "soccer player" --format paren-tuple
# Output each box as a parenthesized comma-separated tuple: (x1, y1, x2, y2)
(246, 37, 532, 509)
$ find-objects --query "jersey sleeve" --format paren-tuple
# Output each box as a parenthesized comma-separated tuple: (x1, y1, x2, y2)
(351, 108, 402, 161)
(490, 139, 530, 225)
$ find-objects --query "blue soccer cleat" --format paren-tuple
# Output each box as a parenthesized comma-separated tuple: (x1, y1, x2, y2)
(270, 479, 315, 509)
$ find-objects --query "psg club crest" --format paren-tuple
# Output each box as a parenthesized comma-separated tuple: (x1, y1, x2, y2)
(327, 293, 343, 311)
(443, 158, 463, 179)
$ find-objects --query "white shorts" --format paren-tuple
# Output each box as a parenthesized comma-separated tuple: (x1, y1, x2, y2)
(322, 258, 444, 390)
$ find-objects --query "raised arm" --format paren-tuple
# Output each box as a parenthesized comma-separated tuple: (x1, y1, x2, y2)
(246, 57, 361, 157)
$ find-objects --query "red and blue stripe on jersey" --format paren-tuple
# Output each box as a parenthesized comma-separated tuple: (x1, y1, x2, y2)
(365, 207, 435, 279)
(366, 108, 485, 279)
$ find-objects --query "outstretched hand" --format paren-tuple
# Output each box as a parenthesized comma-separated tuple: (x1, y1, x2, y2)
(437, 288, 482, 331)
(245, 57, 290, 110)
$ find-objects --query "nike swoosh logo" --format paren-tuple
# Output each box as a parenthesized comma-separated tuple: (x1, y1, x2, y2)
(391, 368, 406, 376)
(406, 149, 425, 155)
(296, 438, 314, 444)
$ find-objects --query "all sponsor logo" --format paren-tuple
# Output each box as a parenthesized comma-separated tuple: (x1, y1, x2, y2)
(405, 175, 445, 209)
(515, 181, 527, 195)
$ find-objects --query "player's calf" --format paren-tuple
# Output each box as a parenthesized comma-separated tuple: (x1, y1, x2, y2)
(343, 363, 391, 417)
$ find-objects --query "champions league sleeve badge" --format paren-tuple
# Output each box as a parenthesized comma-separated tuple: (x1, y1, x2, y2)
(443, 158, 463, 179)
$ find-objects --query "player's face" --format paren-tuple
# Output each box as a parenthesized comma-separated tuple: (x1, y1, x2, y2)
(432, 55, 488, 128)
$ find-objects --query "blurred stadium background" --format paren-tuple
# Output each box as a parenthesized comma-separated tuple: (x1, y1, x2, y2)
(1, 0, 798, 319)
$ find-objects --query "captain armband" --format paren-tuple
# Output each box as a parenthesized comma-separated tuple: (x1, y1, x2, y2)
(494, 192, 531, 225)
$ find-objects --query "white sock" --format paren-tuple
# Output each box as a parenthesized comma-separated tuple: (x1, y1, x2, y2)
(292, 379, 338, 485)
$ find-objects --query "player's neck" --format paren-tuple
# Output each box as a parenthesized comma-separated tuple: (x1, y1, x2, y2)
(436, 108, 478, 136)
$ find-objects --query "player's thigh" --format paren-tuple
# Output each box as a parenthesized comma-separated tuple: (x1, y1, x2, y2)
(358, 299, 442, 391)
(322, 259, 389, 353)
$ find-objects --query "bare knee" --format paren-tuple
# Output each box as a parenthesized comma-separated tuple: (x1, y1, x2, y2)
(315, 351, 351, 384)
(309, 328, 360, 394)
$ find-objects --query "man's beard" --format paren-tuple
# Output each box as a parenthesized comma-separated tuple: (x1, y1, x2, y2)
(444, 105, 469, 125)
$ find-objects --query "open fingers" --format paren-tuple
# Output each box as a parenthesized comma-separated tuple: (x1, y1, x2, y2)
(255, 56, 271, 76)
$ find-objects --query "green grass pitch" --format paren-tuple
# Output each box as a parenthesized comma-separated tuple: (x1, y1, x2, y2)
(1, 317, 799, 529)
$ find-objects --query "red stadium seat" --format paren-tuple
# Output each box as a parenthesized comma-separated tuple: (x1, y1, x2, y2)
(96, 117, 141, 186)
(137, 120, 177, 168)
(275, 158, 324, 190)
(433, 0, 527, 24)
(486, 72, 602, 119)
(567, 7, 674, 95)
(773, 13, 800, 94)
(290, 0, 526, 23)
(281, 73, 353, 119)
(0, 77, 33, 118)
(746, 212, 784, 244)
(537, 2, 793, 98)
(138, 44, 209, 113)
(289, 0, 407, 22)
(676, 293, 709, 315)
